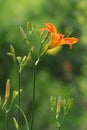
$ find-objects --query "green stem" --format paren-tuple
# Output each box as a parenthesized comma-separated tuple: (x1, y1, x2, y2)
(15, 57, 21, 108)
(58, 114, 66, 130)
(14, 57, 21, 118)
(31, 65, 36, 130)
(61, 114, 65, 127)
(17, 71, 21, 124)
(18, 71, 21, 107)
(16, 105, 29, 130)
(6, 112, 8, 130)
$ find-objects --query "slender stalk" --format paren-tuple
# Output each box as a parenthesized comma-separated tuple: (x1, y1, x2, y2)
(58, 114, 66, 130)
(18, 71, 21, 108)
(6, 112, 8, 130)
(59, 127, 60, 130)
(31, 65, 36, 130)
(16, 105, 29, 130)
(14, 57, 21, 108)
(17, 71, 21, 124)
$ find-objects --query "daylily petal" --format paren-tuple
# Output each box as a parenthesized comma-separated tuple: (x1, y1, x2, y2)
(64, 37, 79, 49)
(40, 23, 79, 50)
(40, 23, 57, 33)
(48, 33, 62, 49)
(45, 23, 57, 33)
(64, 37, 79, 44)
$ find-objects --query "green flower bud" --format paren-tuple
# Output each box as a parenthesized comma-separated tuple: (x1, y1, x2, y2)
(27, 22, 32, 34)
(67, 98, 73, 111)
(17, 56, 22, 62)
(12, 91, 19, 100)
(20, 27, 27, 40)
(5, 79, 10, 100)
(56, 96, 62, 119)
(3, 79, 10, 106)
(20, 26, 30, 45)
(13, 117, 19, 130)
(10, 45, 15, 55)
(12, 89, 22, 102)
(8, 45, 16, 63)
(50, 96, 56, 111)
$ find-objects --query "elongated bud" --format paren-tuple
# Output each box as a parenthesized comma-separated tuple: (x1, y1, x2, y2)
(56, 96, 62, 119)
(67, 98, 73, 111)
(22, 56, 27, 63)
(5, 79, 10, 99)
(40, 30, 45, 39)
(20, 27, 27, 40)
(41, 32, 50, 44)
(20, 26, 30, 45)
(27, 22, 32, 33)
(50, 96, 56, 111)
(13, 117, 19, 130)
(10, 45, 15, 55)
(22, 53, 31, 66)
(3, 79, 11, 106)
(7, 45, 16, 63)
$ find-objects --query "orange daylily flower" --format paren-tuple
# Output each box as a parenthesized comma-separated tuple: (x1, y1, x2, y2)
(40, 23, 79, 49)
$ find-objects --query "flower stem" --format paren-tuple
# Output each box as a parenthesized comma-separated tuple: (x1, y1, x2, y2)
(59, 127, 60, 130)
(18, 71, 21, 107)
(16, 105, 29, 130)
(58, 113, 66, 130)
(6, 112, 8, 130)
(31, 65, 36, 130)
(17, 71, 21, 124)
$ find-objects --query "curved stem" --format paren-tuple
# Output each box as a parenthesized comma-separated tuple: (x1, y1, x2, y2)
(16, 105, 29, 130)
(31, 65, 36, 130)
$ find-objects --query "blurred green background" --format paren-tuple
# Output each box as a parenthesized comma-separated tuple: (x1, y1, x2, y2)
(0, 0, 87, 130)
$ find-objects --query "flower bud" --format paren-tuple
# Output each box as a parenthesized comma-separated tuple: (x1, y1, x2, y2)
(67, 98, 73, 111)
(13, 117, 19, 130)
(3, 79, 10, 106)
(17, 56, 22, 63)
(56, 96, 62, 119)
(56, 96, 62, 113)
(22, 56, 26, 63)
(20, 26, 27, 40)
(8, 45, 16, 63)
(13, 89, 22, 100)
(5, 79, 10, 99)
(10, 45, 15, 55)
(27, 22, 32, 31)
(50, 96, 56, 111)
(13, 91, 19, 100)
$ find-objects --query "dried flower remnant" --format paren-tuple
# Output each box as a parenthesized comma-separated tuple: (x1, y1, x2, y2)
(40, 23, 79, 49)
